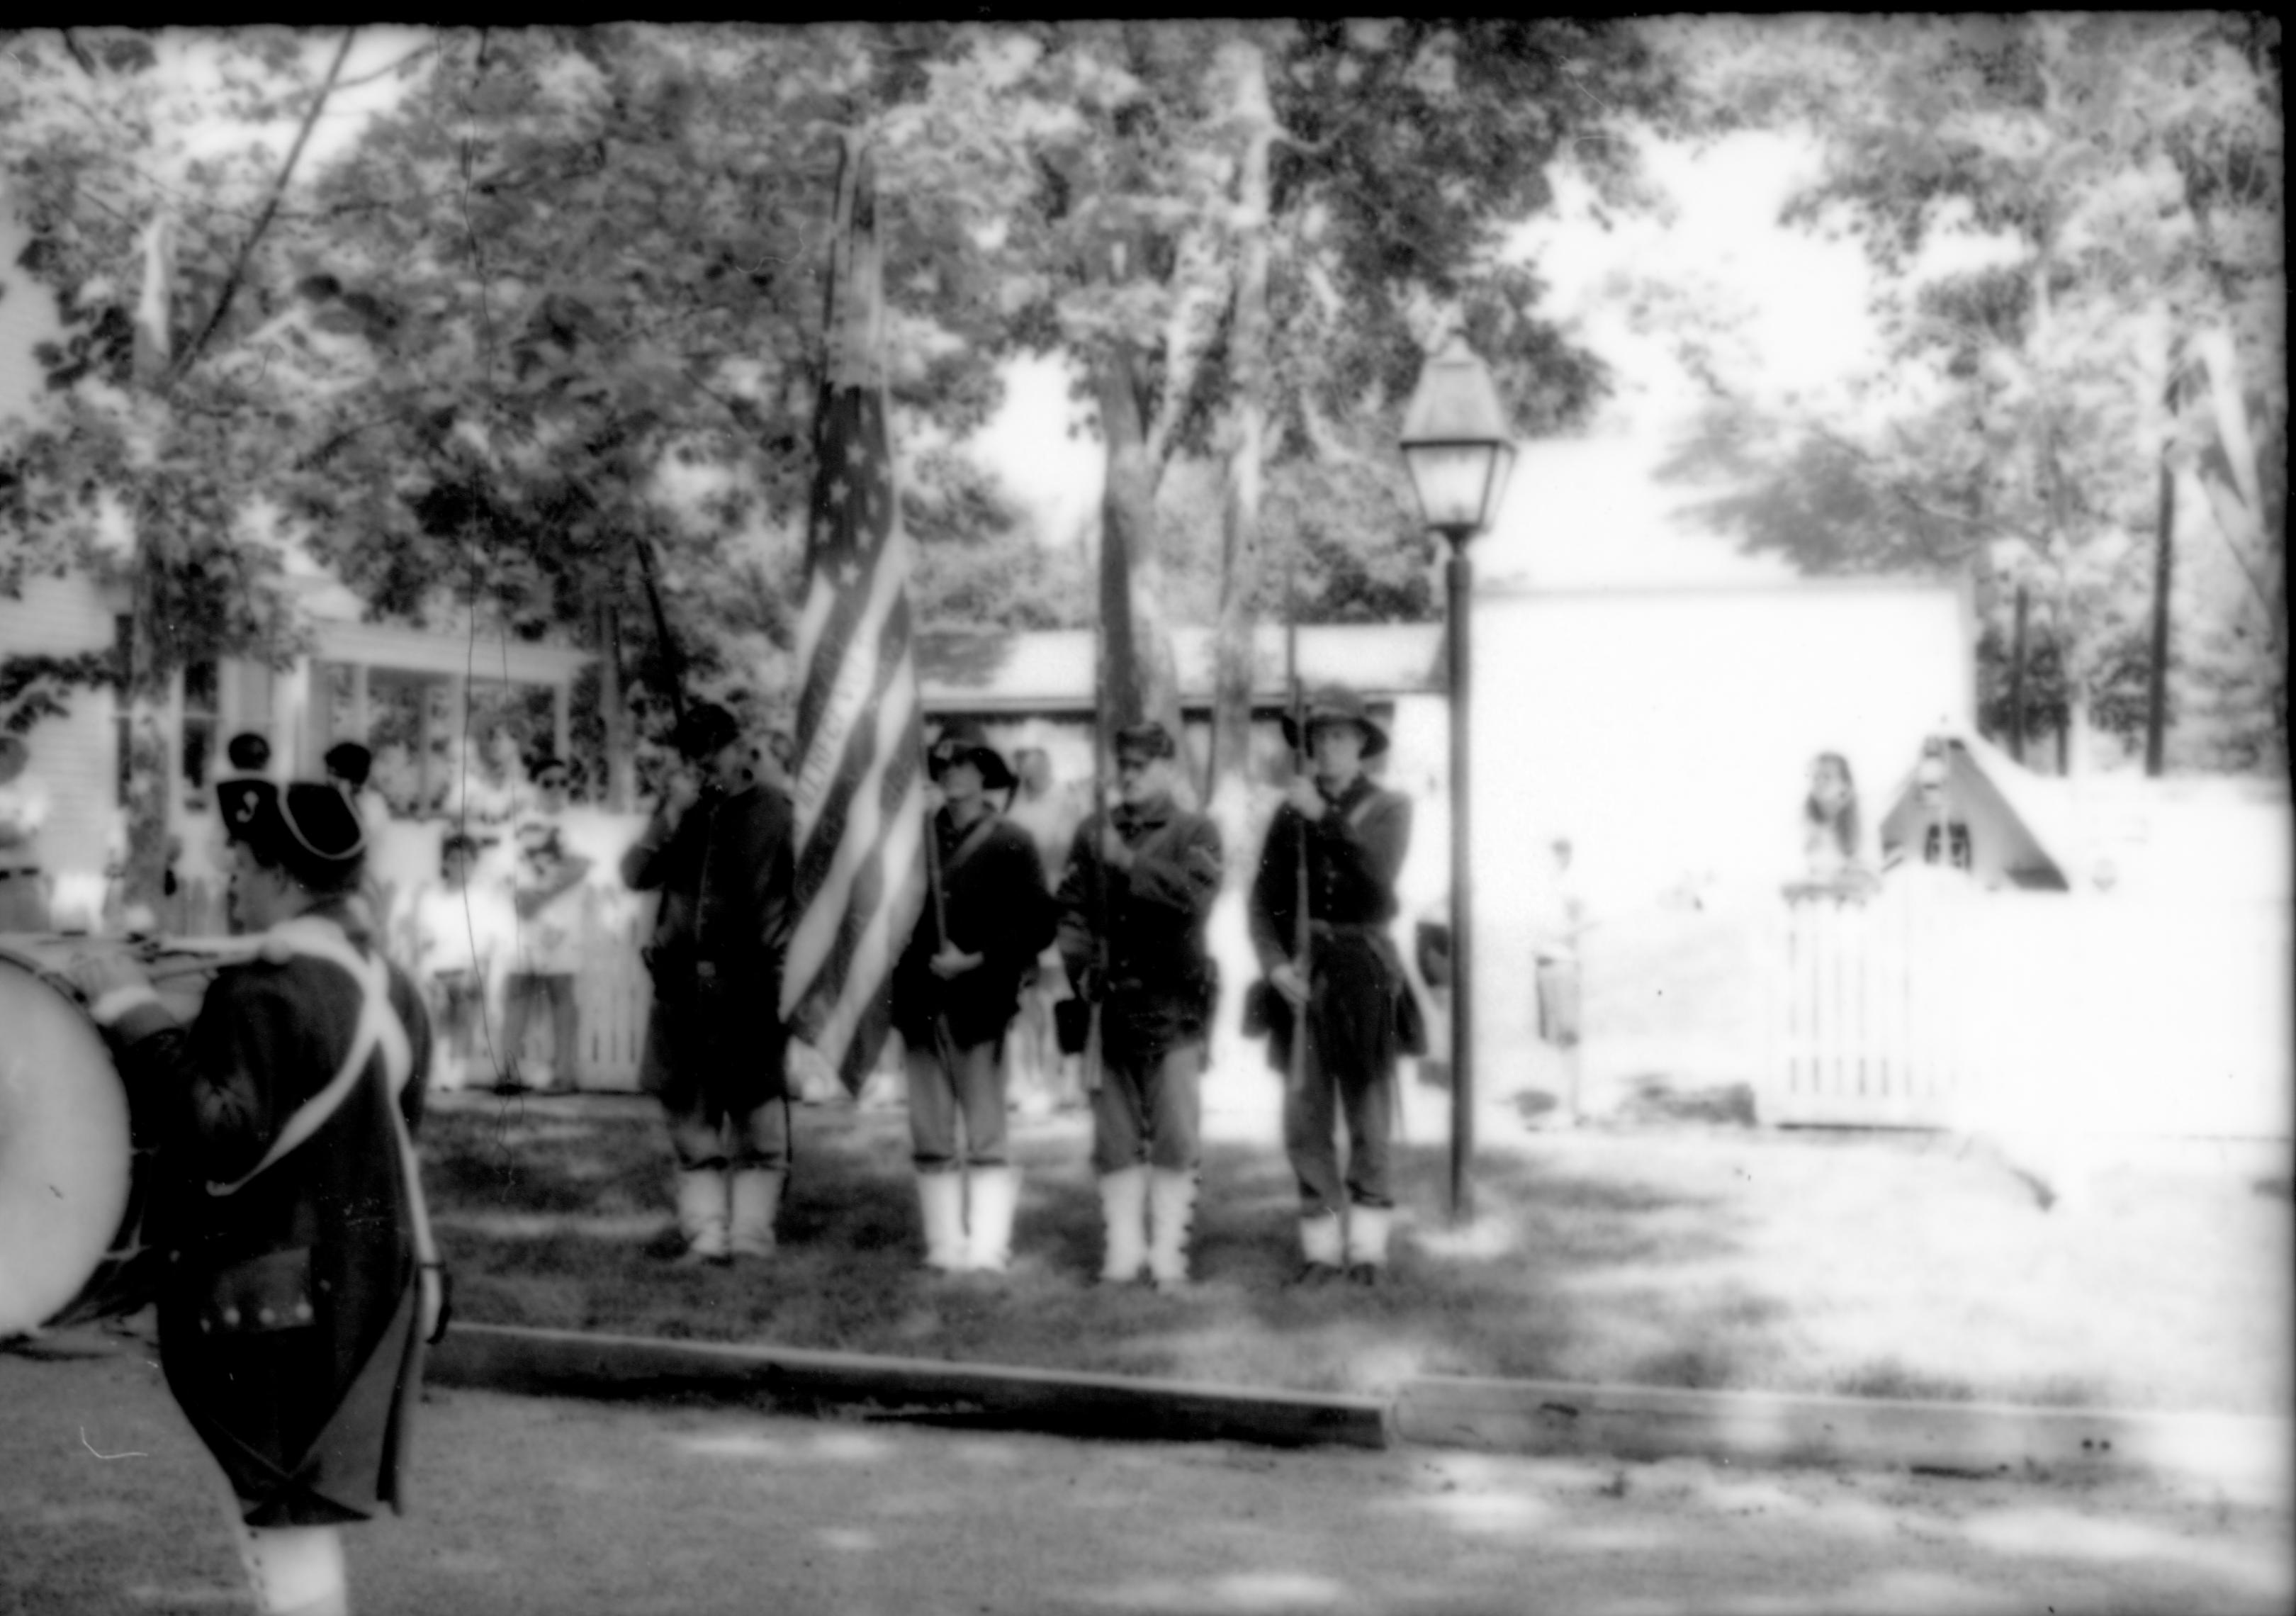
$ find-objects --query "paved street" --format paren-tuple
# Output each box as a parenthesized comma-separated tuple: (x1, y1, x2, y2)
(4, 1336, 2287, 1616)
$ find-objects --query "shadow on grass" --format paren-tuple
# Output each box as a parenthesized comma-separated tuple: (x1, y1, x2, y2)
(424, 1092, 1785, 1400)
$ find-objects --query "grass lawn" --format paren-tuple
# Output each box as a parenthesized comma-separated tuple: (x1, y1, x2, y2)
(420, 1068, 2292, 1417)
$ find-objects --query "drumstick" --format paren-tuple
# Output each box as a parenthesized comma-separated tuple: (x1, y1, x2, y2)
(135, 937, 271, 981)
(143, 955, 243, 983)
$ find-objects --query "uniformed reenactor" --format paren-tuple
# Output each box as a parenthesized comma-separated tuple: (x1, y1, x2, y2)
(72, 778, 442, 1616)
(1249, 686, 1416, 1286)
(891, 721, 1054, 1274)
(621, 703, 798, 1265)
(1057, 720, 1225, 1289)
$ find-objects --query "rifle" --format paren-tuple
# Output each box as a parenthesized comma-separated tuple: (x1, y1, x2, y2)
(1081, 618, 1108, 1096)
(919, 741, 965, 1082)
(1283, 539, 1312, 1100)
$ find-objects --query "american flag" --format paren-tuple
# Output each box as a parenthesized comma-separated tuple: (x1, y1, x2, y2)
(779, 138, 928, 1094)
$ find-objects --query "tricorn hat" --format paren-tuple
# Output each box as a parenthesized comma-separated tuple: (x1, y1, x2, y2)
(672, 702, 743, 761)
(218, 778, 368, 888)
(1280, 685, 1389, 759)
(928, 719, 1016, 791)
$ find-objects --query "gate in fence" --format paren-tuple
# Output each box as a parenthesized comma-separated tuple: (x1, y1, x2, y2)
(1765, 874, 1981, 1128)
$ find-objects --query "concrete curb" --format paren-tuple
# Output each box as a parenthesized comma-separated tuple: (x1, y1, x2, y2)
(427, 1323, 1391, 1450)
(1397, 1376, 2294, 1493)
(428, 1323, 2290, 1493)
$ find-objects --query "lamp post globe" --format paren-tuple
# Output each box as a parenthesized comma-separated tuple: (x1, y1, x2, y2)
(1399, 330, 1515, 1223)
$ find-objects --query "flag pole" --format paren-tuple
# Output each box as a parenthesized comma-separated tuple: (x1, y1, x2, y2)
(1284, 535, 1312, 1101)
(1083, 614, 1108, 1096)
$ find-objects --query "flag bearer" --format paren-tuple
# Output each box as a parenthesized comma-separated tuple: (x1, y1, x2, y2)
(891, 722, 1054, 1274)
(1056, 721, 1225, 1289)
(621, 703, 797, 1264)
(1249, 687, 1416, 1286)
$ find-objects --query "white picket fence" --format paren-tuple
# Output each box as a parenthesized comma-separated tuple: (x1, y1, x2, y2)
(1763, 875, 2292, 1138)
(566, 900, 654, 1091)
(1765, 875, 1979, 1128)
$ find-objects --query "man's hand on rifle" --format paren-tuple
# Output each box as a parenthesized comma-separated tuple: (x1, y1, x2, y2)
(1269, 960, 1310, 1006)
(1097, 822, 1134, 870)
(929, 944, 984, 980)
(1284, 778, 1326, 820)
(661, 768, 702, 820)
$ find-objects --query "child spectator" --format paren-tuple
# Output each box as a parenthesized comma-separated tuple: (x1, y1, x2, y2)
(399, 830, 514, 1091)
(497, 749, 592, 1093)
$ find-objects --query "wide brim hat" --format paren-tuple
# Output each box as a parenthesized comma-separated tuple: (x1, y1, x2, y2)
(672, 702, 743, 761)
(218, 779, 368, 881)
(928, 719, 1016, 791)
(1281, 685, 1389, 759)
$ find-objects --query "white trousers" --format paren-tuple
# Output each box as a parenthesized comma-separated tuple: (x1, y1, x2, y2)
(232, 1516, 349, 1616)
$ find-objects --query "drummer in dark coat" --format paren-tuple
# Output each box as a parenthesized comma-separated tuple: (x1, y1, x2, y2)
(891, 721, 1054, 1274)
(1249, 686, 1415, 1286)
(74, 778, 439, 1616)
(621, 702, 797, 1265)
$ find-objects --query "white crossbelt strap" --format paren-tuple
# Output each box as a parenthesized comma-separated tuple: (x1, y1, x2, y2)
(206, 915, 414, 1199)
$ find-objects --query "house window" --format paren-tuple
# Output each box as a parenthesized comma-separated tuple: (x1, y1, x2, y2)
(181, 658, 219, 812)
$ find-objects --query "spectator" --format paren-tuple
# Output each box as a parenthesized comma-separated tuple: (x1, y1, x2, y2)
(1802, 752, 1876, 889)
(0, 734, 51, 931)
(1005, 737, 1087, 1116)
(325, 740, 403, 940)
(496, 750, 592, 1094)
(1530, 837, 1591, 1125)
(400, 830, 514, 1092)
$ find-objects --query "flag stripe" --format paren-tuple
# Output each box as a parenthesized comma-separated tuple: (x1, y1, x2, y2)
(784, 585, 921, 1014)
(778, 137, 928, 1093)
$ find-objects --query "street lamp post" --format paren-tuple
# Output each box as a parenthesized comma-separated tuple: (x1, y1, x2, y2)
(1398, 331, 1516, 1224)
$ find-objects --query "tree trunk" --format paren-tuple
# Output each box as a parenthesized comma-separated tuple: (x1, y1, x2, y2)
(2144, 456, 2173, 775)
(119, 537, 176, 921)
(1093, 349, 1181, 745)
(2009, 583, 2028, 762)
(1208, 41, 1276, 845)
(597, 593, 634, 812)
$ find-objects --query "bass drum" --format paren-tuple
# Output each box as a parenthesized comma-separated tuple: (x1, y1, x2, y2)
(0, 936, 218, 1336)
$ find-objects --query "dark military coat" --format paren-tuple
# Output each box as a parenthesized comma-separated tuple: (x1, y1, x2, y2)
(1055, 790, 1225, 1059)
(622, 779, 797, 1115)
(891, 807, 1054, 1052)
(1247, 774, 1414, 1079)
(104, 902, 434, 1527)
